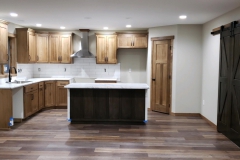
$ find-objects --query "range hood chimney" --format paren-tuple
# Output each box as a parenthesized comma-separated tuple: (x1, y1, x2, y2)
(70, 29, 95, 58)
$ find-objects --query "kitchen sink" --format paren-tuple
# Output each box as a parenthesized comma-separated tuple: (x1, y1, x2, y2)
(6, 81, 32, 84)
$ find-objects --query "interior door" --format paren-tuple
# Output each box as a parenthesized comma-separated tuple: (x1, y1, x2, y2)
(229, 27, 240, 145)
(217, 28, 232, 135)
(151, 40, 171, 113)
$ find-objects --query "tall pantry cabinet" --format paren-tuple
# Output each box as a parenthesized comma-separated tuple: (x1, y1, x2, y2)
(0, 20, 8, 64)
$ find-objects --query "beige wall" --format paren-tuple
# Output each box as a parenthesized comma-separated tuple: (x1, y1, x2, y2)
(8, 24, 147, 83)
(147, 25, 203, 113)
(89, 30, 147, 83)
(201, 6, 240, 125)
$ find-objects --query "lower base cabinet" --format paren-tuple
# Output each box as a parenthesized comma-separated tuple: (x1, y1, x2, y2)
(38, 82, 44, 110)
(44, 80, 69, 108)
(44, 81, 56, 107)
(70, 89, 145, 123)
(56, 81, 69, 106)
(24, 84, 39, 118)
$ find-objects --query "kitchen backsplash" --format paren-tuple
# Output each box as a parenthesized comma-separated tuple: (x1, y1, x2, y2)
(17, 58, 121, 81)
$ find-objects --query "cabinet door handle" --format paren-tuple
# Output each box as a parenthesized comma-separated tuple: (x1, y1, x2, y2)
(37, 55, 39, 61)
(60, 83, 66, 85)
(7, 54, 9, 61)
(133, 41, 134, 46)
(152, 78, 156, 81)
(107, 57, 108, 62)
(29, 55, 31, 61)
(31, 94, 34, 100)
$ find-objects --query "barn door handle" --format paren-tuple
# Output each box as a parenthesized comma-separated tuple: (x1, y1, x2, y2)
(152, 79, 155, 81)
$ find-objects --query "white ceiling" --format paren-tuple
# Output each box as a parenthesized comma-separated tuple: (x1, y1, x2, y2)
(0, 0, 240, 31)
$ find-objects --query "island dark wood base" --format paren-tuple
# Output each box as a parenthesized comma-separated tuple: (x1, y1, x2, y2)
(70, 89, 146, 123)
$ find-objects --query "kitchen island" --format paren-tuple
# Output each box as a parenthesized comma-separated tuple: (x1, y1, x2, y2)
(65, 83, 149, 124)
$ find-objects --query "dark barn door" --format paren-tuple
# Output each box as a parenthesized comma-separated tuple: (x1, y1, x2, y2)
(217, 22, 240, 146)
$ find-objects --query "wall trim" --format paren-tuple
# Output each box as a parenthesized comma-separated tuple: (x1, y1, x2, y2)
(170, 112, 217, 130)
(201, 114, 217, 130)
(170, 112, 201, 117)
(151, 36, 174, 41)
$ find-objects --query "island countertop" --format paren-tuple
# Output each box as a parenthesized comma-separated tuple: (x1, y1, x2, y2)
(64, 83, 149, 89)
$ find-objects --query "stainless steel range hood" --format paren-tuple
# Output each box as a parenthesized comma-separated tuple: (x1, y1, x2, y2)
(70, 29, 95, 58)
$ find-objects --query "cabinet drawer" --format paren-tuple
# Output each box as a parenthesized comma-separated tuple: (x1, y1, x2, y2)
(39, 82, 44, 89)
(24, 83, 38, 93)
(56, 81, 69, 87)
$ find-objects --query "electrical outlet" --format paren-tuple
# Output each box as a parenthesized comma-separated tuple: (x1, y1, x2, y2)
(38, 68, 41, 72)
(64, 68, 66, 72)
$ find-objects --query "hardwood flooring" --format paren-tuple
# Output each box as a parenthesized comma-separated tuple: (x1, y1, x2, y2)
(0, 109, 239, 160)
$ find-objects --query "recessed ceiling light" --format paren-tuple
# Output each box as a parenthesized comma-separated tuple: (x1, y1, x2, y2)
(10, 13, 18, 17)
(126, 25, 131, 28)
(60, 26, 65, 29)
(36, 24, 42, 27)
(179, 15, 187, 19)
(103, 27, 108, 30)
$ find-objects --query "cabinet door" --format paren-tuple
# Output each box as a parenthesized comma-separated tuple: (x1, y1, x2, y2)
(39, 84, 44, 110)
(106, 35, 117, 64)
(56, 81, 69, 106)
(0, 23, 8, 64)
(28, 31, 36, 62)
(96, 35, 107, 64)
(31, 90, 39, 113)
(24, 92, 33, 118)
(45, 81, 55, 107)
(49, 34, 60, 63)
(133, 34, 148, 48)
(117, 34, 132, 48)
(59, 35, 72, 63)
(36, 33, 48, 63)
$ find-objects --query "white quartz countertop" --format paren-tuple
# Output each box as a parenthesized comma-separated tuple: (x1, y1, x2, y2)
(0, 78, 73, 89)
(64, 83, 149, 89)
(95, 78, 117, 81)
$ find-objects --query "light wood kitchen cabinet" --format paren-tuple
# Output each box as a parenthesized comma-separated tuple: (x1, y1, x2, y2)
(36, 33, 48, 63)
(0, 89, 12, 130)
(0, 20, 8, 64)
(49, 33, 72, 63)
(117, 33, 148, 48)
(49, 34, 60, 63)
(59, 34, 72, 63)
(44, 81, 56, 107)
(17, 28, 37, 63)
(38, 82, 44, 110)
(96, 34, 117, 64)
(24, 83, 39, 118)
(56, 81, 69, 106)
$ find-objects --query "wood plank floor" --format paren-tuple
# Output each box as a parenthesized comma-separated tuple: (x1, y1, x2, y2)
(0, 109, 239, 160)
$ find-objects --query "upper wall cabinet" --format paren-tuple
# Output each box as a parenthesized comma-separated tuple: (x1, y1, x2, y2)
(17, 28, 73, 64)
(59, 34, 72, 63)
(17, 28, 36, 63)
(49, 33, 72, 64)
(117, 33, 148, 49)
(36, 33, 49, 63)
(96, 34, 117, 64)
(0, 20, 9, 64)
